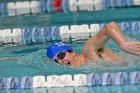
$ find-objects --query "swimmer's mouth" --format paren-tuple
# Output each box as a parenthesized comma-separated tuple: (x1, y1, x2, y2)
(62, 60, 71, 66)
(67, 61, 71, 65)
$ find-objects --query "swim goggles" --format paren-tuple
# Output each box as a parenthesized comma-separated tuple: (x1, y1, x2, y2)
(54, 50, 73, 63)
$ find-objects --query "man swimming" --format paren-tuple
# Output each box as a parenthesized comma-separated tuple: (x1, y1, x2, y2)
(46, 22, 140, 67)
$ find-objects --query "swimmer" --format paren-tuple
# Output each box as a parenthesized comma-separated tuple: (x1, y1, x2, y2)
(46, 22, 140, 67)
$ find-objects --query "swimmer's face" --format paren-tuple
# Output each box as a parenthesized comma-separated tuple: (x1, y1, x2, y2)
(53, 50, 76, 66)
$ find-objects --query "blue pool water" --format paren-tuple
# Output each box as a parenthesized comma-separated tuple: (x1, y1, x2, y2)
(0, 85, 140, 93)
(0, 32, 140, 93)
(0, 34, 140, 77)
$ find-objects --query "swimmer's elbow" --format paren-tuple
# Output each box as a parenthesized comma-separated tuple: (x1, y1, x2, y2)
(108, 21, 117, 26)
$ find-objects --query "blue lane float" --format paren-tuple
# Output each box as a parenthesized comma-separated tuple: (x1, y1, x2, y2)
(115, 0, 128, 7)
(0, 71, 140, 89)
(39, 0, 47, 13)
(31, 27, 40, 43)
(21, 28, 32, 44)
(6, 77, 19, 89)
(0, 22, 140, 44)
(0, 3, 8, 17)
(129, 71, 140, 84)
(0, 77, 7, 89)
(47, 0, 54, 13)
(126, 0, 134, 6)
(20, 76, 33, 89)
(87, 73, 100, 86)
(103, 0, 112, 8)
(61, 0, 69, 13)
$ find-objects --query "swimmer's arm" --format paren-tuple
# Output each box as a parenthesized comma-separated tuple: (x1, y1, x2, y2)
(0, 58, 18, 61)
(84, 21, 140, 55)
(83, 21, 125, 51)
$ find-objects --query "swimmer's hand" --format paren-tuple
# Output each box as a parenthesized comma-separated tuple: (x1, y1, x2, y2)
(120, 42, 140, 56)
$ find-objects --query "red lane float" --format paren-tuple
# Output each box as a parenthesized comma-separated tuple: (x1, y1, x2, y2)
(53, 0, 61, 12)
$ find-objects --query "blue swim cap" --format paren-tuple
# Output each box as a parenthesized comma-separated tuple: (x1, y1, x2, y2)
(46, 42, 73, 59)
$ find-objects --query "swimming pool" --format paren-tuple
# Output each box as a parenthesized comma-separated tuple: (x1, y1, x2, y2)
(0, 27, 140, 93)
(0, 2, 140, 93)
